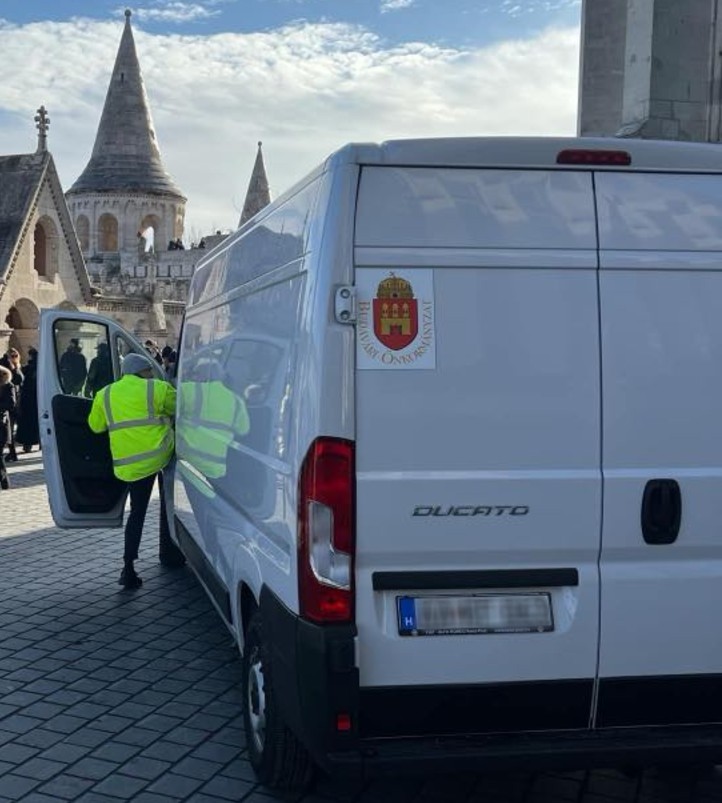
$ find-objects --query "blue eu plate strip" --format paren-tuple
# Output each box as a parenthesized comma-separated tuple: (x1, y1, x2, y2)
(398, 596, 417, 634)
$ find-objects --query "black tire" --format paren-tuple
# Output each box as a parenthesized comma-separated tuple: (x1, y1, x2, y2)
(242, 611, 314, 791)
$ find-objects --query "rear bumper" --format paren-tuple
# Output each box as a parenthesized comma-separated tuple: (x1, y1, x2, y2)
(258, 589, 722, 778)
(327, 726, 722, 777)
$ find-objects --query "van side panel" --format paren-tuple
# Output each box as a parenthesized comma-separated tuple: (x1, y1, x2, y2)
(596, 172, 722, 727)
(353, 168, 602, 721)
(176, 176, 324, 628)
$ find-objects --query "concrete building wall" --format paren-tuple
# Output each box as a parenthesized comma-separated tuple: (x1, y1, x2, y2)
(580, 0, 721, 143)
(578, 0, 628, 135)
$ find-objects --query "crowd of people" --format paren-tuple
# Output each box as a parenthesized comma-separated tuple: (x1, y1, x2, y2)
(0, 347, 40, 490)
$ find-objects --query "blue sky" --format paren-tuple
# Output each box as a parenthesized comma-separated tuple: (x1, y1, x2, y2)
(0, 0, 582, 235)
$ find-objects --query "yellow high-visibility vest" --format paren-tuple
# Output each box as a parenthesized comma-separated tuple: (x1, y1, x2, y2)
(176, 380, 249, 479)
(88, 375, 176, 482)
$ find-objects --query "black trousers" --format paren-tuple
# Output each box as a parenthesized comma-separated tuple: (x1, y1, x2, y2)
(124, 473, 162, 563)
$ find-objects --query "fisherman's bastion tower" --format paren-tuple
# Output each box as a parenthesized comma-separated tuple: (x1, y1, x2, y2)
(65, 8, 269, 345)
(0, 8, 271, 355)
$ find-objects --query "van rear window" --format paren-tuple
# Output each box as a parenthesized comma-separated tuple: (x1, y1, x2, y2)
(355, 167, 596, 250)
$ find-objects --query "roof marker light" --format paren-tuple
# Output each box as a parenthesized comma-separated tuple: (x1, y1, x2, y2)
(556, 149, 632, 166)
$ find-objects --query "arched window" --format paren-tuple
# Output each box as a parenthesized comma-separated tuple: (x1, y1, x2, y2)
(76, 215, 90, 252)
(98, 214, 119, 252)
(33, 216, 59, 279)
(34, 224, 47, 276)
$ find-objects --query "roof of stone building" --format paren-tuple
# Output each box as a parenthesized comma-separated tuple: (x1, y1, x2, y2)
(0, 153, 46, 281)
(0, 150, 94, 302)
(67, 10, 185, 200)
(239, 142, 271, 227)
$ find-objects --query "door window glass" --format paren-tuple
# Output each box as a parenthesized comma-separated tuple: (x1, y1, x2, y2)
(53, 321, 110, 397)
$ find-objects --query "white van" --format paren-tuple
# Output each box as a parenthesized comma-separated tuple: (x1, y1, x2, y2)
(40, 136, 722, 790)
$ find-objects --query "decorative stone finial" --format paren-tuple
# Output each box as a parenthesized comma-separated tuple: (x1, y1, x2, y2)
(258, 141, 262, 148)
(125, 9, 132, 19)
(34, 105, 50, 153)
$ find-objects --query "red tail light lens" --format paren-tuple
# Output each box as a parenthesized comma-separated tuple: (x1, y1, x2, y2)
(298, 438, 355, 623)
(556, 149, 632, 166)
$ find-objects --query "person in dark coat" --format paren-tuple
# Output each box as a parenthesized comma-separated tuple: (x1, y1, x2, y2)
(85, 343, 114, 398)
(0, 366, 17, 488)
(59, 338, 87, 395)
(0, 348, 23, 461)
(15, 347, 39, 453)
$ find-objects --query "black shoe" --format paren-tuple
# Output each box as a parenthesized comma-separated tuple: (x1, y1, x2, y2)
(0, 480, 8, 490)
(6, 453, 17, 462)
(118, 567, 143, 589)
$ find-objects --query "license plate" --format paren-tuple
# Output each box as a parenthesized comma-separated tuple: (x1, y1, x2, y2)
(397, 593, 554, 636)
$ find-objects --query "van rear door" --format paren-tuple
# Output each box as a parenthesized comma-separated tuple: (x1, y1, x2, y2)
(595, 171, 722, 727)
(353, 165, 602, 738)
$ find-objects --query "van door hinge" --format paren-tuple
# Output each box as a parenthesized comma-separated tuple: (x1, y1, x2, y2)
(334, 286, 357, 324)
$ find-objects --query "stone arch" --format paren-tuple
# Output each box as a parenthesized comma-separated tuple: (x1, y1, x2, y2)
(56, 301, 79, 312)
(34, 215, 59, 278)
(6, 298, 40, 358)
(76, 214, 90, 252)
(98, 213, 119, 252)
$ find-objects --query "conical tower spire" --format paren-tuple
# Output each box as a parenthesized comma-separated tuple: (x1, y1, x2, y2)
(239, 142, 271, 226)
(68, 9, 184, 198)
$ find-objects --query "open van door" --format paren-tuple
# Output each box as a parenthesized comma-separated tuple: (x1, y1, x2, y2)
(38, 308, 164, 527)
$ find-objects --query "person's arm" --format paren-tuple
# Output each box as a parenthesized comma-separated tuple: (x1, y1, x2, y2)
(160, 383, 177, 418)
(87, 389, 108, 433)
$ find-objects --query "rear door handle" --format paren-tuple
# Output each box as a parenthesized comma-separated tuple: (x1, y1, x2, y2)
(641, 479, 681, 545)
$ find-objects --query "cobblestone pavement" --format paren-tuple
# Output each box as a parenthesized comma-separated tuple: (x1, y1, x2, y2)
(2, 454, 722, 802)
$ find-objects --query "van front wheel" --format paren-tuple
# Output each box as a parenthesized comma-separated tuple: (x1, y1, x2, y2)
(242, 611, 314, 791)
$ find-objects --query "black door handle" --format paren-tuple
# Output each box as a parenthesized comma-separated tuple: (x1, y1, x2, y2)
(641, 479, 681, 545)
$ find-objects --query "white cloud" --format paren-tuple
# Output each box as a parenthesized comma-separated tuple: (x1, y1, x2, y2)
(380, 0, 416, 13)
(0, 18, 580, 235)
(132, 3, 221, 23)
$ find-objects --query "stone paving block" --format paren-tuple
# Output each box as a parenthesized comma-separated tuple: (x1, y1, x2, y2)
(174, 755, 226, 781)
(91, 741, 142, 764)
(0, 701, 21, 719)
(42, 714, 90, 734)
(164, 725, 211, 746)
(0, 741, 39, 764)
(91, 772, 150, 798)
(200, 775, 256, 801)
(40, 741, 93, 764)
(14, 755, 68, 781)
(218, 759, 258, 783)
(136, 713, 185, 733)
(16, 728, 65, 749)
(63, 728, 112, 749)
(0, 773, 42, 798)
(120, 754, 173, 781)
(45, 689, 89, 706)
(66, 756, 121, 781)
(21, 701, 70, 720)
(113, 727, 161, 748)
(146, 771, 207, 798)
(140, 739, 194, 763)
(0, 713, 46, 734)
(191, 741, 242, 765)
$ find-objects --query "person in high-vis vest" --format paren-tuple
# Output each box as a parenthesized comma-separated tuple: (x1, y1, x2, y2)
(176, 361, 250, 483)
(88, 352, 177, 589)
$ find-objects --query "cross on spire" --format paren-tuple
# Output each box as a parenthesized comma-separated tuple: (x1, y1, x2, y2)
(34, 106, 50, 153)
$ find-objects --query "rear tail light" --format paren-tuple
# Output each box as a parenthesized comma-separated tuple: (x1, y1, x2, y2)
(298, 437, 355, 623)
(556, 149, 632, 166)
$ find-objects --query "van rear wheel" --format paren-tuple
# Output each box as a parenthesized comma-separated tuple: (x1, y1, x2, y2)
(242, 611, 314, 791)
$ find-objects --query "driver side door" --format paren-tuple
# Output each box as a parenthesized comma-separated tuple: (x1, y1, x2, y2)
(39, 309, 162, 527)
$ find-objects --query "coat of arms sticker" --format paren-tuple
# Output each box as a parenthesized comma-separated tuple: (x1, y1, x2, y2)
(356, 269, 436, 370)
